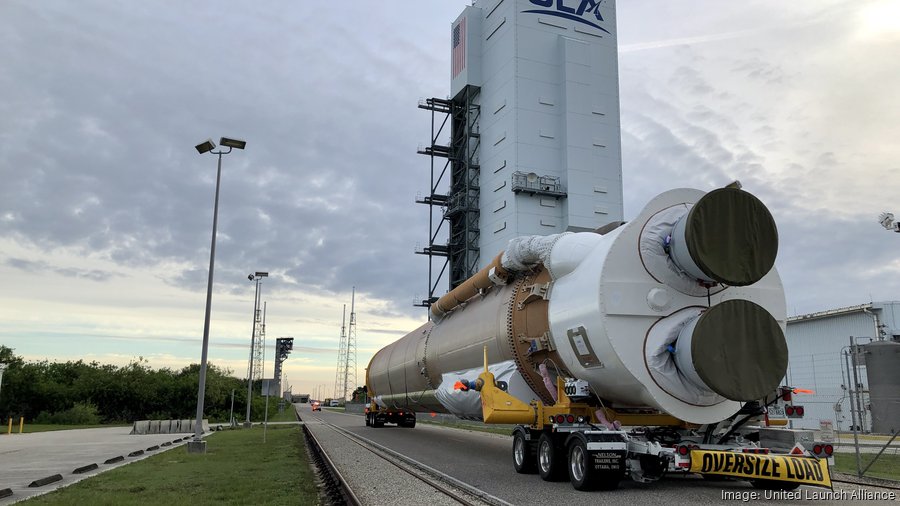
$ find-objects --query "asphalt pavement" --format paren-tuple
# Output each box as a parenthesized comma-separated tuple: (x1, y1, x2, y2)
(303, 405, 899, 505)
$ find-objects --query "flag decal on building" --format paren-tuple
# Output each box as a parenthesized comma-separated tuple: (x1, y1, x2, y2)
(452, 17, 466, 78)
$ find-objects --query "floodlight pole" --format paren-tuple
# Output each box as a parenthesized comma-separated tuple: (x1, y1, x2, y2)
(189, 144, 235, 454)
(245, 274, 263, 426)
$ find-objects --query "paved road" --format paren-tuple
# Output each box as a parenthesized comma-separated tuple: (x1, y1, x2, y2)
(0, 427, 193, 504)
(302, 405, 898, 505)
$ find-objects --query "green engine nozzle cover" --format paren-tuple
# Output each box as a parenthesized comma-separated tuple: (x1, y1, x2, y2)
(691, 299, 788, 401)
(685, 188, 778, 286)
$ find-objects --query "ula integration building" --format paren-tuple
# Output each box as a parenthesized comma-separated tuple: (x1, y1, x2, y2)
(418, 0, 624, 304)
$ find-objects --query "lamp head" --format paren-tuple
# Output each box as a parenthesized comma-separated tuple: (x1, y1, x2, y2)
(195, 139, 216, 154)
(220, 137, 247, 150)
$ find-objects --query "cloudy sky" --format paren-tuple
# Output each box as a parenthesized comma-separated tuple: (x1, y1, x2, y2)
(1, 0, 898, 398)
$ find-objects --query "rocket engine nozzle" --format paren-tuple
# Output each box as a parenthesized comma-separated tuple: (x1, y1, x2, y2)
(668, 187, 778, 287)
(673, 299, 788, 402)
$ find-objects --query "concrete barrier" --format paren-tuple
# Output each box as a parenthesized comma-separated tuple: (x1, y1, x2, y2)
(131, 419, 205, 434)
(73, 463, 99, 474)
(28, 474, 62, 487)
(130, 420, 150, 435)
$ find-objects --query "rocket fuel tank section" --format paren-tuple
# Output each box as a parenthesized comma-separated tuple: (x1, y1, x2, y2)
(367, 187, 788, 424)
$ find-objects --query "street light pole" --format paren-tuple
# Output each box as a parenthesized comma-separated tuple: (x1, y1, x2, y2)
(0, 363, 7, 406)
(188, 137, 245, 454)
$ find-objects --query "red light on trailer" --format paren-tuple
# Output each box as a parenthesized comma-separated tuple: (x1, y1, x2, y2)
(795, 406, 804, 417)
(566, 414, 575, 423)
(678, 445, 690, 456)
(555, 414, 566, 424)
(813, 445, 822, 455)
(785, 405, 795, 416)
(762, 448, 770, 454)
(824, 445, 833, 455)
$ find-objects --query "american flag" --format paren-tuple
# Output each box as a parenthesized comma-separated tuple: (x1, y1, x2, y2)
(452, 17, 466, 79)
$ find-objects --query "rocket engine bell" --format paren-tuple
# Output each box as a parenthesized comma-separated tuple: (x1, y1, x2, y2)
(366, 186, 788, 424)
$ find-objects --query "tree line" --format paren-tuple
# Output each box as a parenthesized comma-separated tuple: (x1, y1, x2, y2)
(0, 345, 273, 424)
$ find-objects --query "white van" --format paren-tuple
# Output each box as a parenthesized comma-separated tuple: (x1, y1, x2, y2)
(329, 399, 340, 407)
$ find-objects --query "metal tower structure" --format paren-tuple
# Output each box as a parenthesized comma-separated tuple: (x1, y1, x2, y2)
(245, 271, 267, 425)
(273, 337, 293, 395)
(416, 87, 481, 312)
(343, 288, 358, 401)
(252, 302, 266, 381)
(333, 304, 347, 400)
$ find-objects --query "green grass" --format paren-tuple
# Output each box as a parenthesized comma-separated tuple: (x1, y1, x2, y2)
(25, 425, 319, 506)
(264, 407, 300, 423)
(0, 423, 130, 434)
(834, 452, 900, 482)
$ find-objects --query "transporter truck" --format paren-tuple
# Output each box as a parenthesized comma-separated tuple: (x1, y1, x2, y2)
(365, 185, 833, 491)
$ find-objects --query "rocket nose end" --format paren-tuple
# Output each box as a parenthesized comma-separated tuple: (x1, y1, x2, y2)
(678, 299, 788, 402)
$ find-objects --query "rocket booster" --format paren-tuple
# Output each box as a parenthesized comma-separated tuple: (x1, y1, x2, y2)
(367, 186, 787, 424)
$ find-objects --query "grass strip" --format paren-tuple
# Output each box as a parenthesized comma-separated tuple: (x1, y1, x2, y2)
(25, 425, 319, 506)
(833, 452, 900, 482)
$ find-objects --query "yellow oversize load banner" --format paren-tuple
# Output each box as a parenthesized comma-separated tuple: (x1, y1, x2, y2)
(689, 450, 832, 489)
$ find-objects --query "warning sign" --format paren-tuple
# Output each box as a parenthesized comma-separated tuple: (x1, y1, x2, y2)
(689, 450, 832, 488)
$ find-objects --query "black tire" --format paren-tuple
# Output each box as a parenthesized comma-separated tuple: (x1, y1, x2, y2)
(750, 479, 800, 491)
(512, 431, 537, 474)
(405, 418, 416, 428)
(365, 414, 370, 426)
(538, 433, 566, 481)
(568, 438, 623, 491)
(567, 438, 597, 490)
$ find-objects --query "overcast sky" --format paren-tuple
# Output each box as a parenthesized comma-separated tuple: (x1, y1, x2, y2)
(1, 1, 898, 398)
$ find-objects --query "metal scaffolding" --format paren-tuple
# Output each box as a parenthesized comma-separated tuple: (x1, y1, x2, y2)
(416, 86, 482, 312)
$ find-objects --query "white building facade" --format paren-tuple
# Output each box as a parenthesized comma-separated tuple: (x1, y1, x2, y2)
(420, 1, 625, 294)
(784, 301, 900, 432)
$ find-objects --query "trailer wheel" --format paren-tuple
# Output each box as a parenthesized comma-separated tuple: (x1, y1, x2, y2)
(512, 431, 537, 474)
(538, 433, 566, 481)
(567, 438, 597, 490)
(750, 479, 800, 491)
(365, 413, 370, 426)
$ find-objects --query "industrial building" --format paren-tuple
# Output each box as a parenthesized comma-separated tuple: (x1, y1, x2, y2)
(418, 0, 624, 303)
(785, 301, 900, 434)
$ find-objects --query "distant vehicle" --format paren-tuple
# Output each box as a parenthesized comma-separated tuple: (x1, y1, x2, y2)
(329, 400, 340, 407)
(311, 401, 321, 412)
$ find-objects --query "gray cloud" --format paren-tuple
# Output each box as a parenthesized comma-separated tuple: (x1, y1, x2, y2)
(6, 257, 120, 282)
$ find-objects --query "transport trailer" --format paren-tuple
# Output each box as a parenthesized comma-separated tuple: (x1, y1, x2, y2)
(365, 404, 416, 428)
(469, 360, 833, 491)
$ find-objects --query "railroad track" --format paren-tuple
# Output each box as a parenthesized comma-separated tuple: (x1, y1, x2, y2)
(299, 414, 512, 506)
